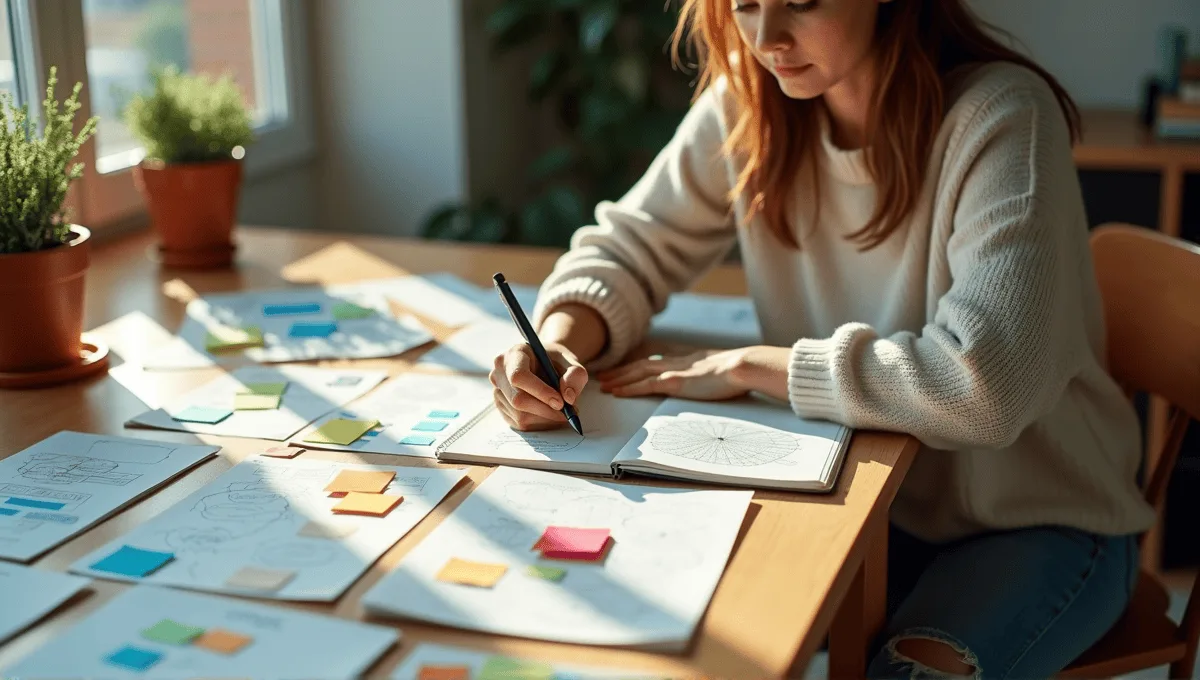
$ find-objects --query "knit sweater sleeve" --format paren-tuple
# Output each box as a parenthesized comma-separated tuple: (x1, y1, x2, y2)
(531, 86, 738, 370)
(788, 78, 1090, 450)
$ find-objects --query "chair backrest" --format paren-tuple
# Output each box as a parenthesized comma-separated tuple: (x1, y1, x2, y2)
(1090, 224, 1200, 509)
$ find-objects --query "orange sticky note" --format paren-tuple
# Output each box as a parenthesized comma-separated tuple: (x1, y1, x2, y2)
(193, 628, 253, 655)
(435, 557, 508, 588)
(418, 665, 471, 680)
(260, 446, 304, 459)
(331, 492, 403, 516)
(323, 469, 395, 495)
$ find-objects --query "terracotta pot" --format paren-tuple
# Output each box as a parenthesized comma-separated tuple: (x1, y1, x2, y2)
(135, 158, 243, 268)
(0, 226, 90, 374)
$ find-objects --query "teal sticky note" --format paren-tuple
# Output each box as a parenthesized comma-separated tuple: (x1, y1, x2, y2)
(427, 410, 459, 419)
(90, 545, 175, 578)
(289, 321, 338, 338)
(412, 420, 448, 432)
(172, 406, 233, 425)
(399, 434, 436, 446)
(105, 646, 162, 672)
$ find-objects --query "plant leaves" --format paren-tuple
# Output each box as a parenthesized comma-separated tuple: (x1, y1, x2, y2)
(579, 89, 630, 138)
(528, 50, 567, 100)
(527, 145, 577, 183)
(487, 0, 548, 52)
(580, 0, 619, 53)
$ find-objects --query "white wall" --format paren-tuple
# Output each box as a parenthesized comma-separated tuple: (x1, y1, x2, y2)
(969, 0, 1200, 109)
(311, 0, 467, 237)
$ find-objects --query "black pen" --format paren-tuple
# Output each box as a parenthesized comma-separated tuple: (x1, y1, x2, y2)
(492, 273, 584, 436)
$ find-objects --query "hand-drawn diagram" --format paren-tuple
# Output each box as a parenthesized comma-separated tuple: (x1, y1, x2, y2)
(18, 454, 140, 486)
(71, 458, 467, 601)
(489, 431, 584, 454)
(649, 418, 799, 466)
(0, 484, 91, 512)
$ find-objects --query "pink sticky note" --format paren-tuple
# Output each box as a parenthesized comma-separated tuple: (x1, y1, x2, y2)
(533, 526, 610, 555)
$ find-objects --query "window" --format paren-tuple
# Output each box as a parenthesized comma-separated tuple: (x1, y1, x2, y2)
(0, 4, 13, 98)
(31, 0, 314, 229)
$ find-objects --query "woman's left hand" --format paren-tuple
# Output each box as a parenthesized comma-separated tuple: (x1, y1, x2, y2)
(596, 349, 752, 401)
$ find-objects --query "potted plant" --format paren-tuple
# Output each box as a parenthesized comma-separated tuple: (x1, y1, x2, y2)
(0, 67, 106, 388)
(126, 67, 254, 268)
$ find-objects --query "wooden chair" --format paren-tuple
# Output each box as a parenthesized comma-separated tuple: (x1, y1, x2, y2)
(1060, 224, 1200, 679)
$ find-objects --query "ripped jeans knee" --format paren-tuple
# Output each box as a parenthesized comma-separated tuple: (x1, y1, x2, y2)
(867, 627, 981, 680)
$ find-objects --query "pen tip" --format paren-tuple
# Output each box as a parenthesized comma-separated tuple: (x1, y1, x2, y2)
(492, 273, 505, 284)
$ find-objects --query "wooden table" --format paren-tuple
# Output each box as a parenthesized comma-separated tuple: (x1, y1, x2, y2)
(0, 227, 917, 679)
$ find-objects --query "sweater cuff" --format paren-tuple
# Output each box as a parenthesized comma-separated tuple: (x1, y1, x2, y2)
(532, 274, 652, 371)
(788, 336, 846, 422)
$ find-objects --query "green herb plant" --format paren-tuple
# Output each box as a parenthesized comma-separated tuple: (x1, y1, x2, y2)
(423, 0, 691, 247)
(0, 67, 98, 254)
(124, 66, 254, 165)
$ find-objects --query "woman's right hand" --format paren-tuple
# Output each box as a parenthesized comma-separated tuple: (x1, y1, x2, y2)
(490, 342, 589, 431)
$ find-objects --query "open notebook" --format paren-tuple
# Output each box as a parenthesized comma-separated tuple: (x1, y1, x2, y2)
(436, 388, 852, 492)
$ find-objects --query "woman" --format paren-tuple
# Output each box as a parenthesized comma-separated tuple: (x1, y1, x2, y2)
(489, 0, 1155, 676)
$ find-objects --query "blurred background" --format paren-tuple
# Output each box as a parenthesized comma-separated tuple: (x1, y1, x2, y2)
(2, 0, 1199, 566)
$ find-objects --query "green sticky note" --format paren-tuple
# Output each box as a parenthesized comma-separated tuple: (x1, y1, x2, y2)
(239, 381, 288, 396)
(331, 302, 376, 320)
(204, 326, 264, 353)
(141, 618, 205, 645)
(478, 656, 554, 680)
(303, 418, 380, 446)
(233, 393, 282, 411)
(526, 565, 566, 582)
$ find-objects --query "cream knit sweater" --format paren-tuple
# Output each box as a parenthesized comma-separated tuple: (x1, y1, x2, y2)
(531, 62, 1156, 542)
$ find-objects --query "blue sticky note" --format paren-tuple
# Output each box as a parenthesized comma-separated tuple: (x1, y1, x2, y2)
(288, 321, 339, 338)
(105, 646, 163, 672)
(90, 545, 175, 578)
(172, 406, 233, 425)
(5, 497, 66, 511)
(23, 511, 77, 523)
(427, 410, 459, 419)
(399, 434, 437, 446)
(412, 420, 448, 432)
(263, 302, 321, 316)
(0, 507, 18, 516)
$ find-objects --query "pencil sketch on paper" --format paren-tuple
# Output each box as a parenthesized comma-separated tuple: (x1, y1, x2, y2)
(488, 431, 584, 454)
(18, 455, 141, 486)
(648, 418, 799, 466)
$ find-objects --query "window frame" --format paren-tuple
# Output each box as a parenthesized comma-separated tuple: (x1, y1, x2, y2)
(29, 0, 315, 232)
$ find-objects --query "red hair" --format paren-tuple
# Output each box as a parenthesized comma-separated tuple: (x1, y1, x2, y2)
(671, 0, 1081, 249)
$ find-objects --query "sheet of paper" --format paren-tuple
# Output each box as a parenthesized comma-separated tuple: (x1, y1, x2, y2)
(416, 318, 524, 374)
(93, 311, 217, 372)
(612, 397, 850, 487)
(293, 373, 494, 458)
(0, 432, 217, 562)
(358, 274, 493, 328)
(363, 466, 752, 649)
(469, 281, 540, 320)
(649, 293, 762, 348)
(390, 643, 666, 680)
(125, 366, 386, 441)
(0, 563, 90, 644)
(438, 387, 662, 474)
(4, 585, 398, 679)
(69, 458, 466, 601)
(179, 283, 434, 363)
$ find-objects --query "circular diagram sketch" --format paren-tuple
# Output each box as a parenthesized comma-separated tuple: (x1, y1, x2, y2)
(649, 419, 799, 466)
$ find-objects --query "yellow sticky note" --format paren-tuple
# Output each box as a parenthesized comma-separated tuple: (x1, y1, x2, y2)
(304, 419, 379, 446)
(204, 326, 264, 353)
(435, 557, 508, 588)
(233, 393, 282, 411)
(323, 469, 395, 494)
(239, 381, 288, 396)
(330, 492, 403, 516)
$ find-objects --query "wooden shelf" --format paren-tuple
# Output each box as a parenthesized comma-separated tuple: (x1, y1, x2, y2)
(1075, 110, 1200, 171)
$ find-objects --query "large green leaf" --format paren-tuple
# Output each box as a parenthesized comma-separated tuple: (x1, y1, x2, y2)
(527, 145, 577, 182)
(579, 89, 630, 138)
(487, 0, 548, 51)
(528, 50, 568, 100)
(580, 0, 619, 53)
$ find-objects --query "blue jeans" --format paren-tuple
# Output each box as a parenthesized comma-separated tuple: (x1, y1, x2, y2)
(867, 524, 1140, 679)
